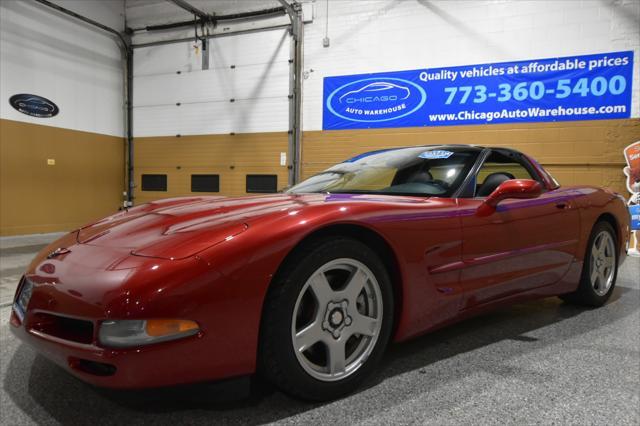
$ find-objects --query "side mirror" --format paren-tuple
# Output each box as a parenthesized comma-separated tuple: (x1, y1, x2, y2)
(477, 179, 542, 216)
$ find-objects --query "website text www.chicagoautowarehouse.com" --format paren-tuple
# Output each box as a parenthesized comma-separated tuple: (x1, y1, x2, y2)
(428, 104, 627, 123)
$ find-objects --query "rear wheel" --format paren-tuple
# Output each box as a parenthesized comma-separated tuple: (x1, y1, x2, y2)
(259, 238, 393, 401)
(561, 221, 618, 307)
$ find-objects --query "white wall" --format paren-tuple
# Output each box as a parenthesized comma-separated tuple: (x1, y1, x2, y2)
(131, 0, 639, 137)
(0, 0, 125, 137)
(303, 0, 640, 130)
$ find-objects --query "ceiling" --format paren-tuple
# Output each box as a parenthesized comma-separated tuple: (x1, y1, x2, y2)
(125, 0, 287, 29)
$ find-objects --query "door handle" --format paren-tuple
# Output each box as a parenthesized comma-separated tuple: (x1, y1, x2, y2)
(555, 202, 569, 209)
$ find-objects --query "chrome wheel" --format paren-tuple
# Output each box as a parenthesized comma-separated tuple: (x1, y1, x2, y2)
(291, 258, 383, 382)
(590, 230, 616, 296)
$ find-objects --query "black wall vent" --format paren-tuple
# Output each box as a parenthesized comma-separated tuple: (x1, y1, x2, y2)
(191, 174, 220, 192)
(141, 174, 167, 191)
(246, 175, 277, 193)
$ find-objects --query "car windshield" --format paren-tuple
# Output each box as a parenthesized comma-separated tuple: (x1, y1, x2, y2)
(288, 146, 480, 197)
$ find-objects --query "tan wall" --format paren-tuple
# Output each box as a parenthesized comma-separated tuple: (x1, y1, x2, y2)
(302, 119, 640, 197)
(133, 119, 639, 206)
(133, 132, 289, 204)
(4, 118, 636, 236)
(0, 119, 124, 236)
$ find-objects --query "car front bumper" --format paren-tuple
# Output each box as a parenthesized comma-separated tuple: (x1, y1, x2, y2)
(9, 307, 237, 389)
(7, 231, 272, 390)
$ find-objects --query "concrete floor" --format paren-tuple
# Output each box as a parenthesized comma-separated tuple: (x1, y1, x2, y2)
(1, 234, 638, 425)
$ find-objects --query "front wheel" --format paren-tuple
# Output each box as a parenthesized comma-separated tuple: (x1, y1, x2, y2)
(259, 238, 394, 401)
(561, 221, 618, 307)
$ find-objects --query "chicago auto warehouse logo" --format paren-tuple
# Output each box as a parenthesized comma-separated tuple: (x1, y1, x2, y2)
(326, 77, 426, 123)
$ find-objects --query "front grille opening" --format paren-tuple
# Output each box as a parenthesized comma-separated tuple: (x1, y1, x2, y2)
(14, 276, 26, 302)
(69, 357, 116, 376)
(30, 313, 94, 344)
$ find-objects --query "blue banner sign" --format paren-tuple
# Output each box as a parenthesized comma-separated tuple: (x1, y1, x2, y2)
(323, 51, 633, 130)
(631, 205, 640, 231)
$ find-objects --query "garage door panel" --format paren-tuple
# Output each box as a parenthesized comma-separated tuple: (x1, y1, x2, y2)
(135, 132, 288, 169)
(207, 29, 289, 67)
(134, 97, 288, 137)
(134, 63, 290, 107)
(134, 42, 200, 76)
(132, 28, 292, 201)
(134, 29, 289, 77)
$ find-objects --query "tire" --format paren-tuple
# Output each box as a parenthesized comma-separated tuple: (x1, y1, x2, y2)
(259, 237, 394, 401)
(560, 221, 618, 307)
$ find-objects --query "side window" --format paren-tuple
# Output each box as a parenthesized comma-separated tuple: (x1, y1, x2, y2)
(473, 151, 539, 197)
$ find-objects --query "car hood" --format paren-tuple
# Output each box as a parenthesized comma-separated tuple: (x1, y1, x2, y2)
(77, 193, 430, 260)
(76, 195, 285, 259)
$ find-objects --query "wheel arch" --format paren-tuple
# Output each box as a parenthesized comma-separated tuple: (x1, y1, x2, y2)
(265, 223, 404, 336)
(595, 212, 623, 258)
(596, 212, 620, 244)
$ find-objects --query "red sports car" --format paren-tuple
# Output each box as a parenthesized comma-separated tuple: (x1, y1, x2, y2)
(10, 145, 630, 401)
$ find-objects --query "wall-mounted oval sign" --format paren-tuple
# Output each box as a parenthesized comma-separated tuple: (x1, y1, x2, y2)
(9, 94, 59, 118)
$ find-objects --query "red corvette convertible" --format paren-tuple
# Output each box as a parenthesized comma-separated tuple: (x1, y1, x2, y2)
(10, 145, 630, 401)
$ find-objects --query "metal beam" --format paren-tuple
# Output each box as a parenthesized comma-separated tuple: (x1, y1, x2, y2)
(166, 0, 210, 20)
(31, 0, 135, 207)
(132, 24, 291, 49)
(125, 38, 134, 208)
(277, 0, 297, 18)
(279, 0, 304, 186)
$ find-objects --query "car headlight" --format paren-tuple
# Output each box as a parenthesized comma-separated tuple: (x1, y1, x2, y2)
(98, 319, 199, 348)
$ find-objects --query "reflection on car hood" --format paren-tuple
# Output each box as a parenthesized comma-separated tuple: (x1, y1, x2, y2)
(76, 193, 429, 259)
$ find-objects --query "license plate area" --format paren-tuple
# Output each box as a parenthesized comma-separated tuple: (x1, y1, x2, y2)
(13, 278, 33, 322)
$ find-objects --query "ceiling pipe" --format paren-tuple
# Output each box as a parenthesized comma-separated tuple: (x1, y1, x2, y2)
(208, 7, 286, 21)
(132, 6, 286, 33)
(32, 0, 135, 207)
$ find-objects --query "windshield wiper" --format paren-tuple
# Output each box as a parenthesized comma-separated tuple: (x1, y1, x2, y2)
(327, 190, 433, 198)
(314, 170, 350, 176)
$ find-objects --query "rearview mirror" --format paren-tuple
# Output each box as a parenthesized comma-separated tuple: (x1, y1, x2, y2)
(477, 179, 542, 216)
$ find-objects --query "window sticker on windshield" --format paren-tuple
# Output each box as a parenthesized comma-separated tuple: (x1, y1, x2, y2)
(419, 150, 454, 160)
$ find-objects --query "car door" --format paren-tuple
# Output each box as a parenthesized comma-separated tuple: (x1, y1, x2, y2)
(458, 149, 580, 309)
